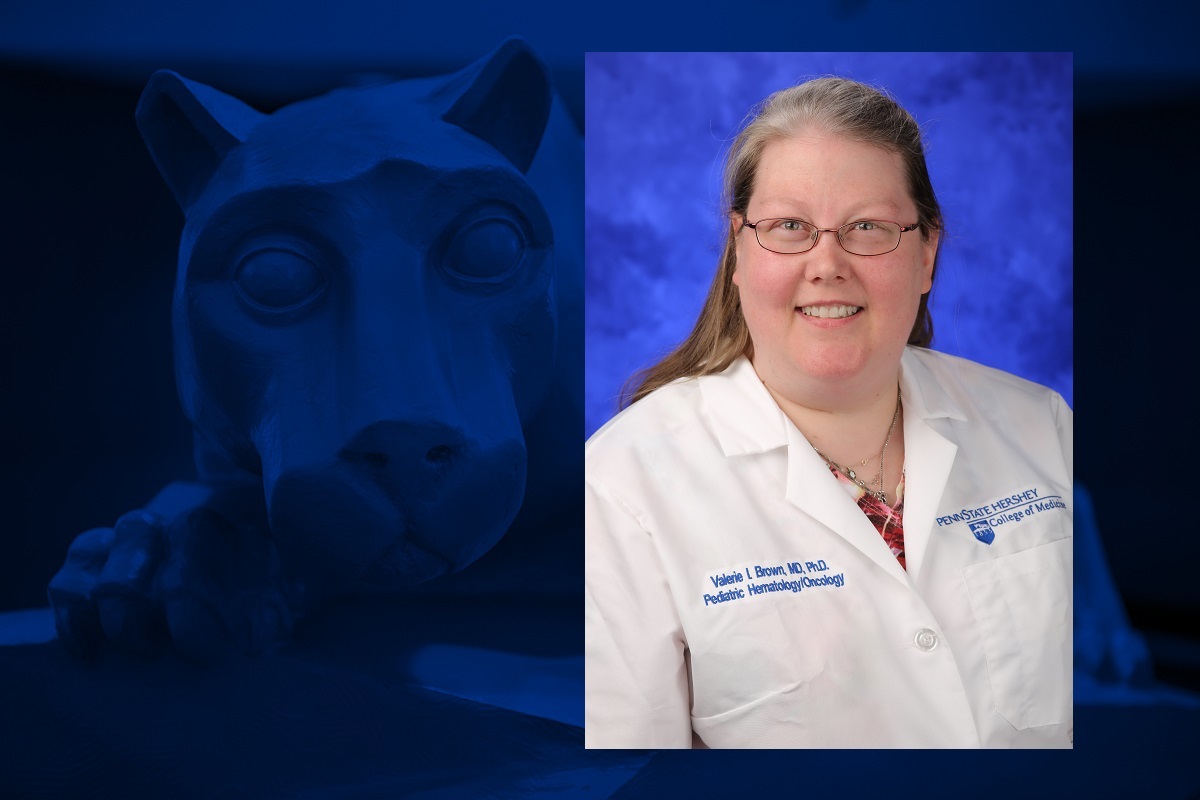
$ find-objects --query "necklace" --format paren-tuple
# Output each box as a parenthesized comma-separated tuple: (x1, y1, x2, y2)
(814, 387, 902, 504)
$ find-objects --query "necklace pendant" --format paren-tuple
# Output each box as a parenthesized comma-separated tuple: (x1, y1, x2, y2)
(847, 468, 857, 480)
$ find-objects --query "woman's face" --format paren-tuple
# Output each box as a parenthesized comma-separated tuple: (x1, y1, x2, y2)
(732, 132, 937, 403)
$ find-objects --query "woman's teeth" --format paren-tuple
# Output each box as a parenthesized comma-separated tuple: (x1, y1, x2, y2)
(800, 305, 861, 319)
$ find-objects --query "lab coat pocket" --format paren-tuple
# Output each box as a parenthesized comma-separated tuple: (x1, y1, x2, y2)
(691, 676, 815, 749)
(962, 537, 1072, 729)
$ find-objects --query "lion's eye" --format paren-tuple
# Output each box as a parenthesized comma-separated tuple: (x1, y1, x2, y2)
(444, 218, 526, 283)
(235, 248, 326, 310)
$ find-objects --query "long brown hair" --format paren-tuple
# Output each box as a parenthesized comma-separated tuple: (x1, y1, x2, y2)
(622, 77, 944, 408)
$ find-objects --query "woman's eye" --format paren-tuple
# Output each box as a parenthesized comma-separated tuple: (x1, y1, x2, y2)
(780, 220, 802, 232)
(444, 217, 526, 283)
(235, 248, 326, 310)
(855, 221, 878, 231)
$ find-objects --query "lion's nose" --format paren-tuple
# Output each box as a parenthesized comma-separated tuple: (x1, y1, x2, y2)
(339, 421, 467, 500)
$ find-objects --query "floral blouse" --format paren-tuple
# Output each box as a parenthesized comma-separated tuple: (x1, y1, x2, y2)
(827, 466, 906, 570)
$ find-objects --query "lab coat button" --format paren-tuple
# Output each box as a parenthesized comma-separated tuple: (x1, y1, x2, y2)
(914, 628, 938, 652)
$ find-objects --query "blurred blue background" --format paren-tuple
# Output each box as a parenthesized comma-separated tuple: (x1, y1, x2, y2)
(3, 0, 1200, 795)
(585, 51, 1072, 437)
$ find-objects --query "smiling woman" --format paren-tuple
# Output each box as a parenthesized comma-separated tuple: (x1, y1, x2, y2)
(733, 132, 936, 422)
(584, 68, 1073, 749)
(585, 52, 1072, 437)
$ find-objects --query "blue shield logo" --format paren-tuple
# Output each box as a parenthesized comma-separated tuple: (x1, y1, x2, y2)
(969, 521, 995, 545)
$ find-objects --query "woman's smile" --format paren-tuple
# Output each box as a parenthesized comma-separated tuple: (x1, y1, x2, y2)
(797, 304, 862, 320)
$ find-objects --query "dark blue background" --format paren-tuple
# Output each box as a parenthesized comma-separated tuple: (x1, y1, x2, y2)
(3, 0, 1200, 796)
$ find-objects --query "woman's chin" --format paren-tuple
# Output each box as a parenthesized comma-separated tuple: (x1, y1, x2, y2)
(770, 347, 870, 385)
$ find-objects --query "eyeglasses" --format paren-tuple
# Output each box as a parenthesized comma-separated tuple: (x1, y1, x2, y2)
(741, 217, 919, 257)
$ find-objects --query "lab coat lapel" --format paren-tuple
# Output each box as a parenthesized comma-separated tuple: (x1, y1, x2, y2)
(699, 359, 897, 577)
(898, 412, 957, 583)
(898, 349, 967, 584)
(783, 423, 911, 587)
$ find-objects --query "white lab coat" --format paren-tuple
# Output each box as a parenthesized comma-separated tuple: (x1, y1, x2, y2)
(585, 348, 1072, 748)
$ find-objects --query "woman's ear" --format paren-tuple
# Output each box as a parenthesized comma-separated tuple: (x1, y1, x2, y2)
(920, 227, 940, 293)
(730, 215, 743, 286)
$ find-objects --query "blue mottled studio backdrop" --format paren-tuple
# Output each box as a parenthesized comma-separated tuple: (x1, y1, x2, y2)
(585, 52, 1072, 437)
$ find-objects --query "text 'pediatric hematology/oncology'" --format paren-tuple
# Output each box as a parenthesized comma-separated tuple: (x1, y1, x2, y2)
(703, 560, 846, 607)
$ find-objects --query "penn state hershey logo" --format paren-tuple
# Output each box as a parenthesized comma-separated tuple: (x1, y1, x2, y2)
(936, 486, 1068, 548)
(969, 521, 996, 545)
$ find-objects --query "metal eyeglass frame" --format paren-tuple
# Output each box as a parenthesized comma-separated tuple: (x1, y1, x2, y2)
(741, 217, 920, 257)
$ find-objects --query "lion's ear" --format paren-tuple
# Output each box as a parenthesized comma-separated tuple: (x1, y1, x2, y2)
(136, 70, 266, 212)
(439, 37, 552, 174)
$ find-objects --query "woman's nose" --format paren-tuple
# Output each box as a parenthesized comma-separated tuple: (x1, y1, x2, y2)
(801, 230, 850, 281)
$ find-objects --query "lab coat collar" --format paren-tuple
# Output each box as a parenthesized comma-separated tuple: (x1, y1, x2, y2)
(696, 349, 968, 455)
(697, 357, 790, 457)
(898, 347, 969, 424)
(697, 349, 968, 586)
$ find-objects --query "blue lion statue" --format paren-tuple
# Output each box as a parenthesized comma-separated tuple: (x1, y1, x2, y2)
(47, 38, 583, 664)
